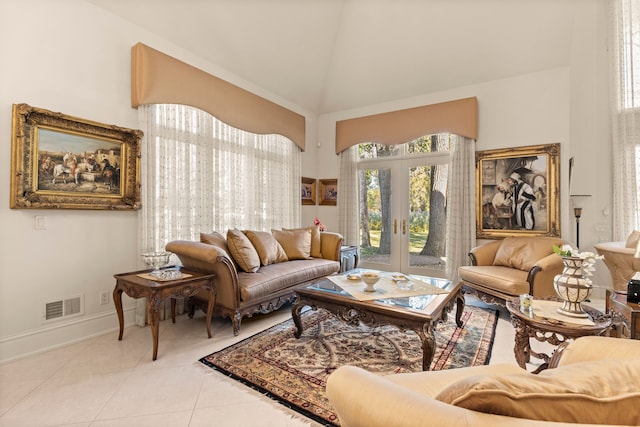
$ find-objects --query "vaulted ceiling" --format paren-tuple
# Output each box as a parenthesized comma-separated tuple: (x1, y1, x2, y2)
(87, 0, 581, 114)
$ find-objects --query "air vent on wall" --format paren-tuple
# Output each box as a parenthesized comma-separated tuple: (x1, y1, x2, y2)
(43, 295, 84, 322)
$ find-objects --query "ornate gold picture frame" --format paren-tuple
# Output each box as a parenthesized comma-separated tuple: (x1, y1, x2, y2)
(318, 178, 338, 206)
(10, 103, 142, 210)
(476, 143, 560, 239)
(301, 177, 316, 205)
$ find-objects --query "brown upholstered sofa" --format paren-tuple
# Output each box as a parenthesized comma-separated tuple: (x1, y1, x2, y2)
(166, 228, 342, 335)
(326, 336, 640, 427)
(459, 236, 565, 305)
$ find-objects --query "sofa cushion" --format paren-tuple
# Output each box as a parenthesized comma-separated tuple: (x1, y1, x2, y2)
(200, 231, 227, 250)
(272, 228, 312, 260)
(245, 230, 288, 266)
(284, 226, 322, 258)
(237, 258, 339, 302)
(493, 237, 556, 271)
(226, 228, 260, 273)
(458, 265, 530, 296)
(435, 358, 640, 425)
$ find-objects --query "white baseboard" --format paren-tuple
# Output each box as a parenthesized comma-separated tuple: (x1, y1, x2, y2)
(0, 306, 137, 364)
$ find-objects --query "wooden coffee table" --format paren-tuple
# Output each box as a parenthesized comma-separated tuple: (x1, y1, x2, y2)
(607, 289, 640, 339)
(113, 267, 216, 360)
(291, 272, 464, 370)
(506, 297, 611, 371)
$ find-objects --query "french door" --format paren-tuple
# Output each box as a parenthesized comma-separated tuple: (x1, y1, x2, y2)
(357, 153, 449, 277)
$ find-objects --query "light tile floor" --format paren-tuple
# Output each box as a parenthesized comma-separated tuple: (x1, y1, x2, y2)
(0, 293, 607, 427)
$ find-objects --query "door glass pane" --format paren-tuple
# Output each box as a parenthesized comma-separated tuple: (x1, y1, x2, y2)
(408, 164, 447, 271)
(359, 143, 401, 159)
(359, 167, 392, 266)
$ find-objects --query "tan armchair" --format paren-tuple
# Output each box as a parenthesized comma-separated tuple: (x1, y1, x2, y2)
(326, 336, 640, 427)
(594, 240, 640, 292)
(459, 236, 565, 305)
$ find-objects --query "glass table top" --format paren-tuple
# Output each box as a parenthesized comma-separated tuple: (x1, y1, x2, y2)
(307, 271, 453, 311)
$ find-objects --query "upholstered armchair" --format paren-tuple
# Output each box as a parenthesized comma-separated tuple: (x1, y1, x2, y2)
(459, 236, 565, 305)
(595, 238, 640, 292)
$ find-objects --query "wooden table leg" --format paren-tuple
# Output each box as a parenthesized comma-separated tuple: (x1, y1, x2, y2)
(148, 292, 161, 361)
(454, 290, 465, 328)
(416, 323, 436, 371)
(171, 299, 176, 323)
(291, 297, 306, 338)
(113, 285, 125, 341)
(205, 280, 216, 338)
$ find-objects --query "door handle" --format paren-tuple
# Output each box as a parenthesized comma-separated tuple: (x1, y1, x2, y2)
(402, 219, 406, 235)
(393, 219, 397, 234)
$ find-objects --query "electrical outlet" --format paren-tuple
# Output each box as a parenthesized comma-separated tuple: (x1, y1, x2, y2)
(99, 291, 109, 305)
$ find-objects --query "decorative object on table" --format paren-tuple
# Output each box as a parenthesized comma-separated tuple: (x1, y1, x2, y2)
(141, 251, 172, 274)
(318, 178, 338, 206)
(314, 217, 326, 231)
(10, 103, 142, 210)
(475, 143, 560, 239)
(569, 194, 591, 249)
(520, 293, 533, 312)
(360, 271, 381, 292)
(199, 306, 498, 427)
(552, 244, 602, 318)
(301, 177, 316, 205)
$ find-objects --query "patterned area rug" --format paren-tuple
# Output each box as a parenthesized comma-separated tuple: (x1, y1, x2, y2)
(199, 305, 498, 426)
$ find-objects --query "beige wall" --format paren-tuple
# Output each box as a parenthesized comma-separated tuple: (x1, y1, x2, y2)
(0, 0, 611, 362)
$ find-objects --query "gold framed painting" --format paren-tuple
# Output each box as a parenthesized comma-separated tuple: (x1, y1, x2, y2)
(476, 143, 560, 239)
(301, 177, 316, 205)
(318, 178, 338, 206)
(10, 103, 143, 210)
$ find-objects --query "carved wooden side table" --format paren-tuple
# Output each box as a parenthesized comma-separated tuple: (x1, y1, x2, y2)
(339, 245, 359, 273)
(506, 297, 611, 372)
(113, 267, 215, 360)
(607, 289, 640, 339)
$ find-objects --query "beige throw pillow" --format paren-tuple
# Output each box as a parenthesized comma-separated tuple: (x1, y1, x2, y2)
(200, 231, 228, 250)
(226, 229, 260, 273)
(626, 230, 640, 248)
(245, 230, 288, 266)
(284, 226, 322, 258)
(435, 359, 640, 425)
(272, 228, 312, 260)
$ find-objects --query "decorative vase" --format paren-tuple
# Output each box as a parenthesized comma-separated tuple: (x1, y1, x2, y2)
(553, 256, 592, 318)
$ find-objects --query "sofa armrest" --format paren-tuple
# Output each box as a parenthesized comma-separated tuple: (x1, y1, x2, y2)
(166, 240, 233, 273)
(528, 253, 564, 297)
(553, 336, 640, 367)
(469, 240, 502, 266)
(320, 231, 343, 261)
(326, 366, 472, 427)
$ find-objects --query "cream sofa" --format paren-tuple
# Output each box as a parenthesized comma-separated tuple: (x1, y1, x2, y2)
(166, 227, 342, 335)
(459, 236, 565, 305)
(326, 336, 640, 427)
(595, 239, 640, 292)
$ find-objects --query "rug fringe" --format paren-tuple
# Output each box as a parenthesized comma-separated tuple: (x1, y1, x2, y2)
(195, 361, 328, 426)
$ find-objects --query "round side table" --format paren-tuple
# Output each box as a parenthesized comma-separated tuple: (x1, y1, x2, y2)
(506, 297, 611, 372)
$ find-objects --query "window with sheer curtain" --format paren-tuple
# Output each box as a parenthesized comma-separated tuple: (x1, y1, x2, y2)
(611, 0, 640, 239)
(138, 104, 301, 254)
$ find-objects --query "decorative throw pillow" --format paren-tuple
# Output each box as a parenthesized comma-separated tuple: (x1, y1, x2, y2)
(226, 228, 260, 273)
(245, 230, 288, 266)
(626, 230, 640, 248)
(272, 228, 312, 260)
(435, 358, 640, 425)
(284, 226, 322, 258)
(200, 231, 228, 250)
(492, 237, 559, 271)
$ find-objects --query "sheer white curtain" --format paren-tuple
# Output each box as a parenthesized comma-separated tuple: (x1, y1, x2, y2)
(610, 0, 640, 240)
(338, 145, 360, 245)
(445, 136, 476, 281)
(136, 104, 301, 325)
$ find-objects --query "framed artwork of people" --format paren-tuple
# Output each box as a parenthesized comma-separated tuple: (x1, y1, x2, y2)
(475, 143, 560, 239)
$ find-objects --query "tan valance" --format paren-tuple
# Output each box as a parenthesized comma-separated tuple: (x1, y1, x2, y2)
(335, 97, 478, 154)
(131, 43, 306, 150)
